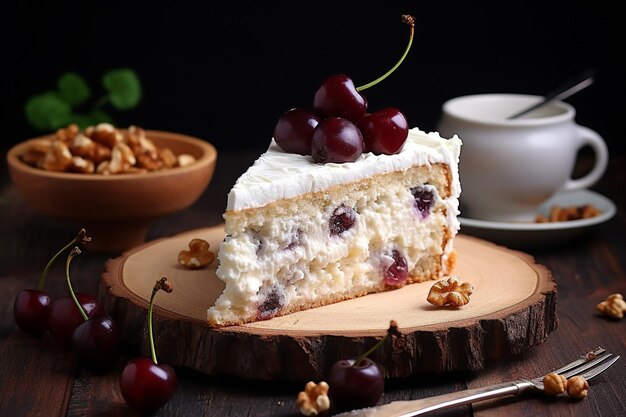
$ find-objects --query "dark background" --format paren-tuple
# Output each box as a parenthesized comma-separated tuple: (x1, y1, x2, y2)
(2, 1, 625, 156)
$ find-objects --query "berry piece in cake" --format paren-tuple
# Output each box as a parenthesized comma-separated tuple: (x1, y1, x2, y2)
(410, 186, 436, 218)
(257, 286, 286, 321)
(383, 249, 408, 286)
(330, 204, 357, 236)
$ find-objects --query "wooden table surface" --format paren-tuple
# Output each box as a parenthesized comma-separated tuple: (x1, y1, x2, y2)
(1, 150, 624, 417)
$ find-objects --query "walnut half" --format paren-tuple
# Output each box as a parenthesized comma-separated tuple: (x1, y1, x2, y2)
(567, 376, 589, 399)
(427, 276, 474, 307)
(543, 372, 568, 396)
(296, 381, 330, 416)
(596, 293, 626, 319)
(178, 238, 215, 270)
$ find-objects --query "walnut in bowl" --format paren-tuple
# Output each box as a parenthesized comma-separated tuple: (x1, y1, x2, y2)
(7, 125, 217, 252)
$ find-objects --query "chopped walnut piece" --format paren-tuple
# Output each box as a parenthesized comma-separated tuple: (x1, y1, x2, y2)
(135, 153, 163, 171)
(596, 293, 626, 319)
(296, 381, 330, 416)
(96, 160, 111, 175)
(158, 147, 178, 168)
(69, 133, 96, 158)
(21, 138, 52, 166)
(69, 156, 95, 174)
(177, 153, 196, 167)
(567, 376, 589, 399)
(41, 141, 73, 172)
(55, 123, 79, 142)
(89, 123, 122, 148)
(108, 142, 136, 174)
(535, 204, 602, 223)
(543, 372, 568, 396)
(178, 239, 215, 270)
(427, 276, 473, 307)
(89, 143, 113, 164)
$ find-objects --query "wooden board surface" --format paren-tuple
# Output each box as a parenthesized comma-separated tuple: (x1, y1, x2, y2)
(101, 225, 557, 381)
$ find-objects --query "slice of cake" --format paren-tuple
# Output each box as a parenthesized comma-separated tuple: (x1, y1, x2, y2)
(208, 128, 461, 327)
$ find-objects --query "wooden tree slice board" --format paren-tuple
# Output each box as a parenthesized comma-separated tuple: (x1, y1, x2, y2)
(101, 225, 557, 382)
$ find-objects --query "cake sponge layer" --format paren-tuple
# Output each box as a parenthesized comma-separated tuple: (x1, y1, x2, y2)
(208, 162, 458, 327)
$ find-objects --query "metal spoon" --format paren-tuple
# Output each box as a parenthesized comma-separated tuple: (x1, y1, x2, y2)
(507, 69, 595, 119)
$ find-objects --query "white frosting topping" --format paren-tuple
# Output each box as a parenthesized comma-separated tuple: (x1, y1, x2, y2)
(227, 128, 462, 211)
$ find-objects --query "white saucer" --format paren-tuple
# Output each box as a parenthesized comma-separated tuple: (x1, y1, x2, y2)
(458, 189, 617, 249)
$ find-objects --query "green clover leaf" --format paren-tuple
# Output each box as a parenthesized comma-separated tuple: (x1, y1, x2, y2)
(102, 68, 142, 110)
(25, 92, 72, 130)
(57, 72, 91, 107)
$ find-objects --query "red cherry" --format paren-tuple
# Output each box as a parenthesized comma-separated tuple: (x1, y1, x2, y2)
(328, 358, 384, 410)
(273, 108, 321, 155)
(313, 74, 367, 122)
(13, 229, 92, 337)
(72, 315, 122, 372)
(49, 293, 104, 349)
(120, 357, 177, 414)
(358, 108, 408, 154)
(120, 277, 176, 414)
(311, 117, 364, 163)
(13, 289, 52, 336)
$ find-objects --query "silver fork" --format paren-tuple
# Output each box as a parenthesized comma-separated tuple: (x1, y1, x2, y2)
(337, 347, 620, 417)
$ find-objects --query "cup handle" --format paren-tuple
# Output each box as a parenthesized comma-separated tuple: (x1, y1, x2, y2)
(563, 125, 609, 191)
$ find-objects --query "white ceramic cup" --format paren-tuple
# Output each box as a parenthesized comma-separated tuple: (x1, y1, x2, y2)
(436, 93, 609, 222)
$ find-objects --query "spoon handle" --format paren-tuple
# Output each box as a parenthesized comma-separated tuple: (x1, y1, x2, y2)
(508, 69, 595, 119)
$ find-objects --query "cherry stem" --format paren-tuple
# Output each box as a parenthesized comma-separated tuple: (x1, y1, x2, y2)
(354, 320, 399, 366)
(65, 247, 88, 322)
(38, 229, 91, 291)
(38, 238, 76, 291)
(356, 15, 415, 92)
(354, 334, 388, 366)
(148, 277, 173, 365)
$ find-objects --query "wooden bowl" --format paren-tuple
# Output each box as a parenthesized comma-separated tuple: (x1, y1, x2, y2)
(7, 130, 217, 252)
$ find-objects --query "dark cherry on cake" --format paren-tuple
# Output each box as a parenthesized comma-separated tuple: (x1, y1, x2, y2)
(313, 74, 368, 122)
(274, 108, 321, 155)
(329, 320, 400, 410)
(273, 15, 415, 163)
(358, 108, 409, 155)
(120, 277, 177, 414)
(14, 229, 91, 336)
(312, 117, 364, 163)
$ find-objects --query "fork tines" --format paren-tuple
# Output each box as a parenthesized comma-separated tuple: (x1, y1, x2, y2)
(544, 347, 620, 383)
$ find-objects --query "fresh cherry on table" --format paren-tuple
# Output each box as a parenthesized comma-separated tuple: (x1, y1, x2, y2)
(49, 293, 104, 349)
(13, 229, 91, 337)
(120, 357, 177, 415)
(120, 277, 177, 414)
(13, 290, 51, 336)
(328, 357, 384, 410)
(328, 320, 400, 411)
(58, 246, 121, 372)
(72, 314, 121, 373)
